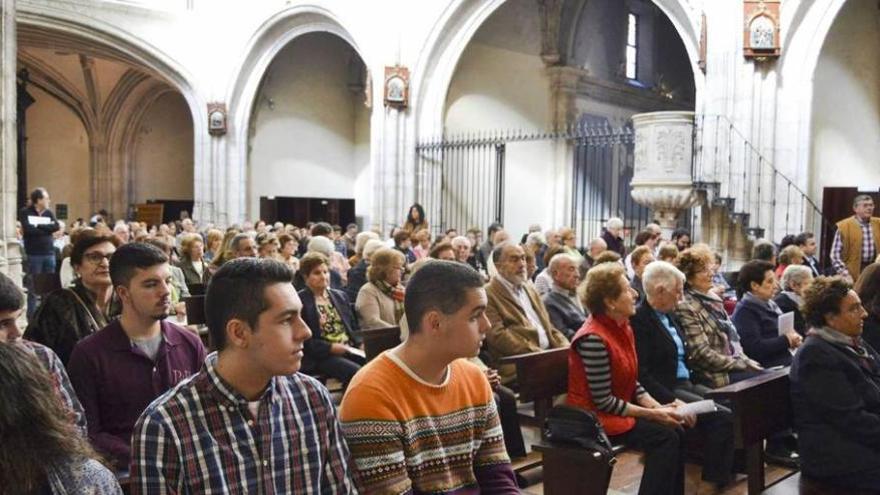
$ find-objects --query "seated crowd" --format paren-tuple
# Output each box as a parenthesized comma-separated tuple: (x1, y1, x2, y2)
(5, 196, 880, 494)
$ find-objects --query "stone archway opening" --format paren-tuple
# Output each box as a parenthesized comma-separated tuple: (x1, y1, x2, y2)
(247, 31, 371, 228)
(16, 23, 196, 224)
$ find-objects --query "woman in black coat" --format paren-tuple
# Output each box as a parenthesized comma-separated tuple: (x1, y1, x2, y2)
(856, 263, 880, 352)
(297, 252, 364, 386)
(731, 260, 801, 369)
(773, 264, 814, 337)
(791, 276, 880, 490)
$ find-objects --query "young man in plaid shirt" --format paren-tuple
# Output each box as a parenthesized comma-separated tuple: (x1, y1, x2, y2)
(130, 258, 357, 494)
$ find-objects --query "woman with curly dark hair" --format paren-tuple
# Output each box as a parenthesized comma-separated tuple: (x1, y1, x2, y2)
(855, 262, 880, 351)
(0, 343, 122, 494)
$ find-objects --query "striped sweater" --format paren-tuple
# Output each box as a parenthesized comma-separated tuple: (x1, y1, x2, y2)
(339, 352, 518, 494)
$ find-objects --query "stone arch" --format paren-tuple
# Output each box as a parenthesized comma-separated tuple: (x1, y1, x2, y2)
(411, 0, 703, 138)
(226, 5, 372, 222)
(16, 5, 208, 220)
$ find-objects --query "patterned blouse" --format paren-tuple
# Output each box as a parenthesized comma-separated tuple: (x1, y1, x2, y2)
(317, 301, 350, 344)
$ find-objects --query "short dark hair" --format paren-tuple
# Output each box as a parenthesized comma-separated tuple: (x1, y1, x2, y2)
(70, 232, 119, 267)
(487, 222, 503, 238)
(751, 240, 776, 263)
(109, 242, 169, 287)
(429, 241, 454, 259)
(779, 234, 797, 250)
(143, 237, 172, 256)
(794, 232, 814, 247)
(205, 258, 294, 350)
(346, 223, 358, 231)
(672, 228, 690, 241)
(802, 276, 852, 328)
(736, 260, 775, 299)
(393, 230, 411, 245)
(310, 222, 333, 237)
(634, 230, 654, 246)
(0, 272, 23, 312)
(29, 187, 47, 204)
(404, 260, 484, 334)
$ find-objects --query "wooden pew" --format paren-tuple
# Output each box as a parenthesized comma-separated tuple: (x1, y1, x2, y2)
(707, 368, 794, 495)
(358, 326, 401, 362)
(498, 347, 569, 429)
(183, 295, 206, 325)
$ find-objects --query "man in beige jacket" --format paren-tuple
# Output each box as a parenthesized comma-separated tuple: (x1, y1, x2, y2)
(485, 243, 569, 384)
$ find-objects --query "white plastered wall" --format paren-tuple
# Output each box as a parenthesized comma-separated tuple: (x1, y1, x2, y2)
(25, 86, 90, 222)
(810, 0, 880, 200)
(248, 32, 369, 220)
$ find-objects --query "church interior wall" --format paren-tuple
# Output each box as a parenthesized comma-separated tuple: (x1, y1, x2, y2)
(248, 32, 369, 221)
(132, 91, 194, 205)
(810, 0, 880, 202)
(24, 85, 91, 223)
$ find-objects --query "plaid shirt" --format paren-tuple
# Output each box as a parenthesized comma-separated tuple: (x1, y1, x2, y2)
(830, 217, 876, 277)
(20, 339, 87, 436)
(130, 353, 357, 494)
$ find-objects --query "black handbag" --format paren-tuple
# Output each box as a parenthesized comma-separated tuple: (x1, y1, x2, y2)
(544, 404, 617, 466)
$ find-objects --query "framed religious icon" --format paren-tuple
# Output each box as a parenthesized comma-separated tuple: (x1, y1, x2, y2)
(384, 66, 409, 109)
(743, 0, 780, 60)
(207, 102, 227, 136)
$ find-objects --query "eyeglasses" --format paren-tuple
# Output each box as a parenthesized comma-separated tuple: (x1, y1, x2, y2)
(83, 252, 113, 264)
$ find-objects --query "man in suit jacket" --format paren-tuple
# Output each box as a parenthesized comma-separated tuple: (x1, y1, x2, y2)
(631, 260, 735, 488)
(542, 253, 586, 339)
(485, 243, 569, 385)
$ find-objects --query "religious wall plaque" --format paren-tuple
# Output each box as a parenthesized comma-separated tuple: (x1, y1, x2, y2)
(207, 102, 227, 136)
(384, 66, 409, 109)
(743, 0, 780, 61)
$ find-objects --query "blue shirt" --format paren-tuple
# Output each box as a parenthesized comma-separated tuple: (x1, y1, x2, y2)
(655, 311, 690, 380)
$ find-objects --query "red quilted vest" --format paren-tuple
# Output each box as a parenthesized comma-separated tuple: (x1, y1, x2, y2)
(567, 314, 638, 436)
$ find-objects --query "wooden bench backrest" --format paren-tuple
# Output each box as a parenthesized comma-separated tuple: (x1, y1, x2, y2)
(707, 368, 791, 445)
(359, 326, 401, 362)
(183, 295, 206, 325)
(500, 347, 569, 403)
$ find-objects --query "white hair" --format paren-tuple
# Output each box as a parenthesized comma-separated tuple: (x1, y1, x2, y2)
(354, 231, 380, 255)
(451, 236, 471, 248)
(307, 236, 334, 256)
(548, 253, 578, 274)
(590, 237, 607, 248)
(606, 217, 623, 230)
(362, 239, 386, 260)
(781, 264, 813, 291)
(526, 231, 546, 246)
(642, 260, 685, 296)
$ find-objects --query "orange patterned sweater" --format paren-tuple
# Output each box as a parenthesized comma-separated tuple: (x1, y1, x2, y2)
(339, 352, 518, 494)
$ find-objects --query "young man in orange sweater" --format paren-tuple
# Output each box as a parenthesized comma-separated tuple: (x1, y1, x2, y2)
(340, 260, 519, 494)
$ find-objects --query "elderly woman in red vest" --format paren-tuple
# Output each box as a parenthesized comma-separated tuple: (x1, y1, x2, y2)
(568, 262, 694, 495)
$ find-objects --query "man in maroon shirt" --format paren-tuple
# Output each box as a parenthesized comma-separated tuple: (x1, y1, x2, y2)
(68, 242, 206, 470)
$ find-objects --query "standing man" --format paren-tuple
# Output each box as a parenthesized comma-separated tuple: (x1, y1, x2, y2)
(340, 261, 518, 493)
(19, 187, 60, 317)
(130, 258, 356, 494)
(67, 243, 206, 470)
(831, 194, 880, 283)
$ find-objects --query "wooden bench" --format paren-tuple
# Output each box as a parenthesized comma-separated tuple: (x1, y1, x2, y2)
(183, 295, 206, 325)
(358, 326, 401, 362)
(499, 347, 569, 429)
(707, 368, 794, 495)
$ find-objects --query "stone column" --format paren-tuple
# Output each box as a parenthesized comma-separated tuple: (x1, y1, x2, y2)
(630, 111, 702, 239)
(0, 0, 22, 282)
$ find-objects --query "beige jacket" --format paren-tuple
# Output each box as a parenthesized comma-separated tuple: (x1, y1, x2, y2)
(484, 277, 570, 384)
(355, 282, 400, 330)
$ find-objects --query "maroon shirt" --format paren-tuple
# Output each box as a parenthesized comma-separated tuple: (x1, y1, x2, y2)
(67, 319, 206, 469)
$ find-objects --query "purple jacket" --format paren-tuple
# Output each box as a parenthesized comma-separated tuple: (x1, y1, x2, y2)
(67, 319, 206, 469)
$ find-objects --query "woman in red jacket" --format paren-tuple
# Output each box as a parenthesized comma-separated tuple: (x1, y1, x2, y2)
(568, 262, 693, 495)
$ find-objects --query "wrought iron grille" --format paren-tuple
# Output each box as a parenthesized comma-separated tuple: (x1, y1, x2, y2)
(415, 123, 652, 247)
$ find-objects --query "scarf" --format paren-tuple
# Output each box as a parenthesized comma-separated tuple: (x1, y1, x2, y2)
(811, 326, 879, 375)
(742, 292, 783, 315)
(377, 280, 406, 322)
(688, 287, 742, 356)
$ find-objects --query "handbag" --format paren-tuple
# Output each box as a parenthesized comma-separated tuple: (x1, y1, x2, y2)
(544, 404, 617, 466)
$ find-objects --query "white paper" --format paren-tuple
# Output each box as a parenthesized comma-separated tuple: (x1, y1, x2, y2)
(676, 400, 717, 416)
(346, 347, 366, 359)
(27, 215, 51, 226)
(778, 311, 795, 337)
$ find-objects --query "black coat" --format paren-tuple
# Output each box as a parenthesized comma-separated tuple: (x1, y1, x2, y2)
(864, 314, 880, 356)
(297, 288, 361, 373)
(731, 297, 791, 368)
(631, 301, 691, 404)
(345, 260, 368, 303)
(773, 292, 806, 337)
(790, 335, 880, 479)
(601, 229, 625, 257)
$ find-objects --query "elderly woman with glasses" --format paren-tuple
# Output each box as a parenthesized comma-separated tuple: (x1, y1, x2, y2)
(791, 276, 880, 490)
(674, 246, 762, 389)
(356, 248, 407, 330)
(27, 231, 120, 365)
